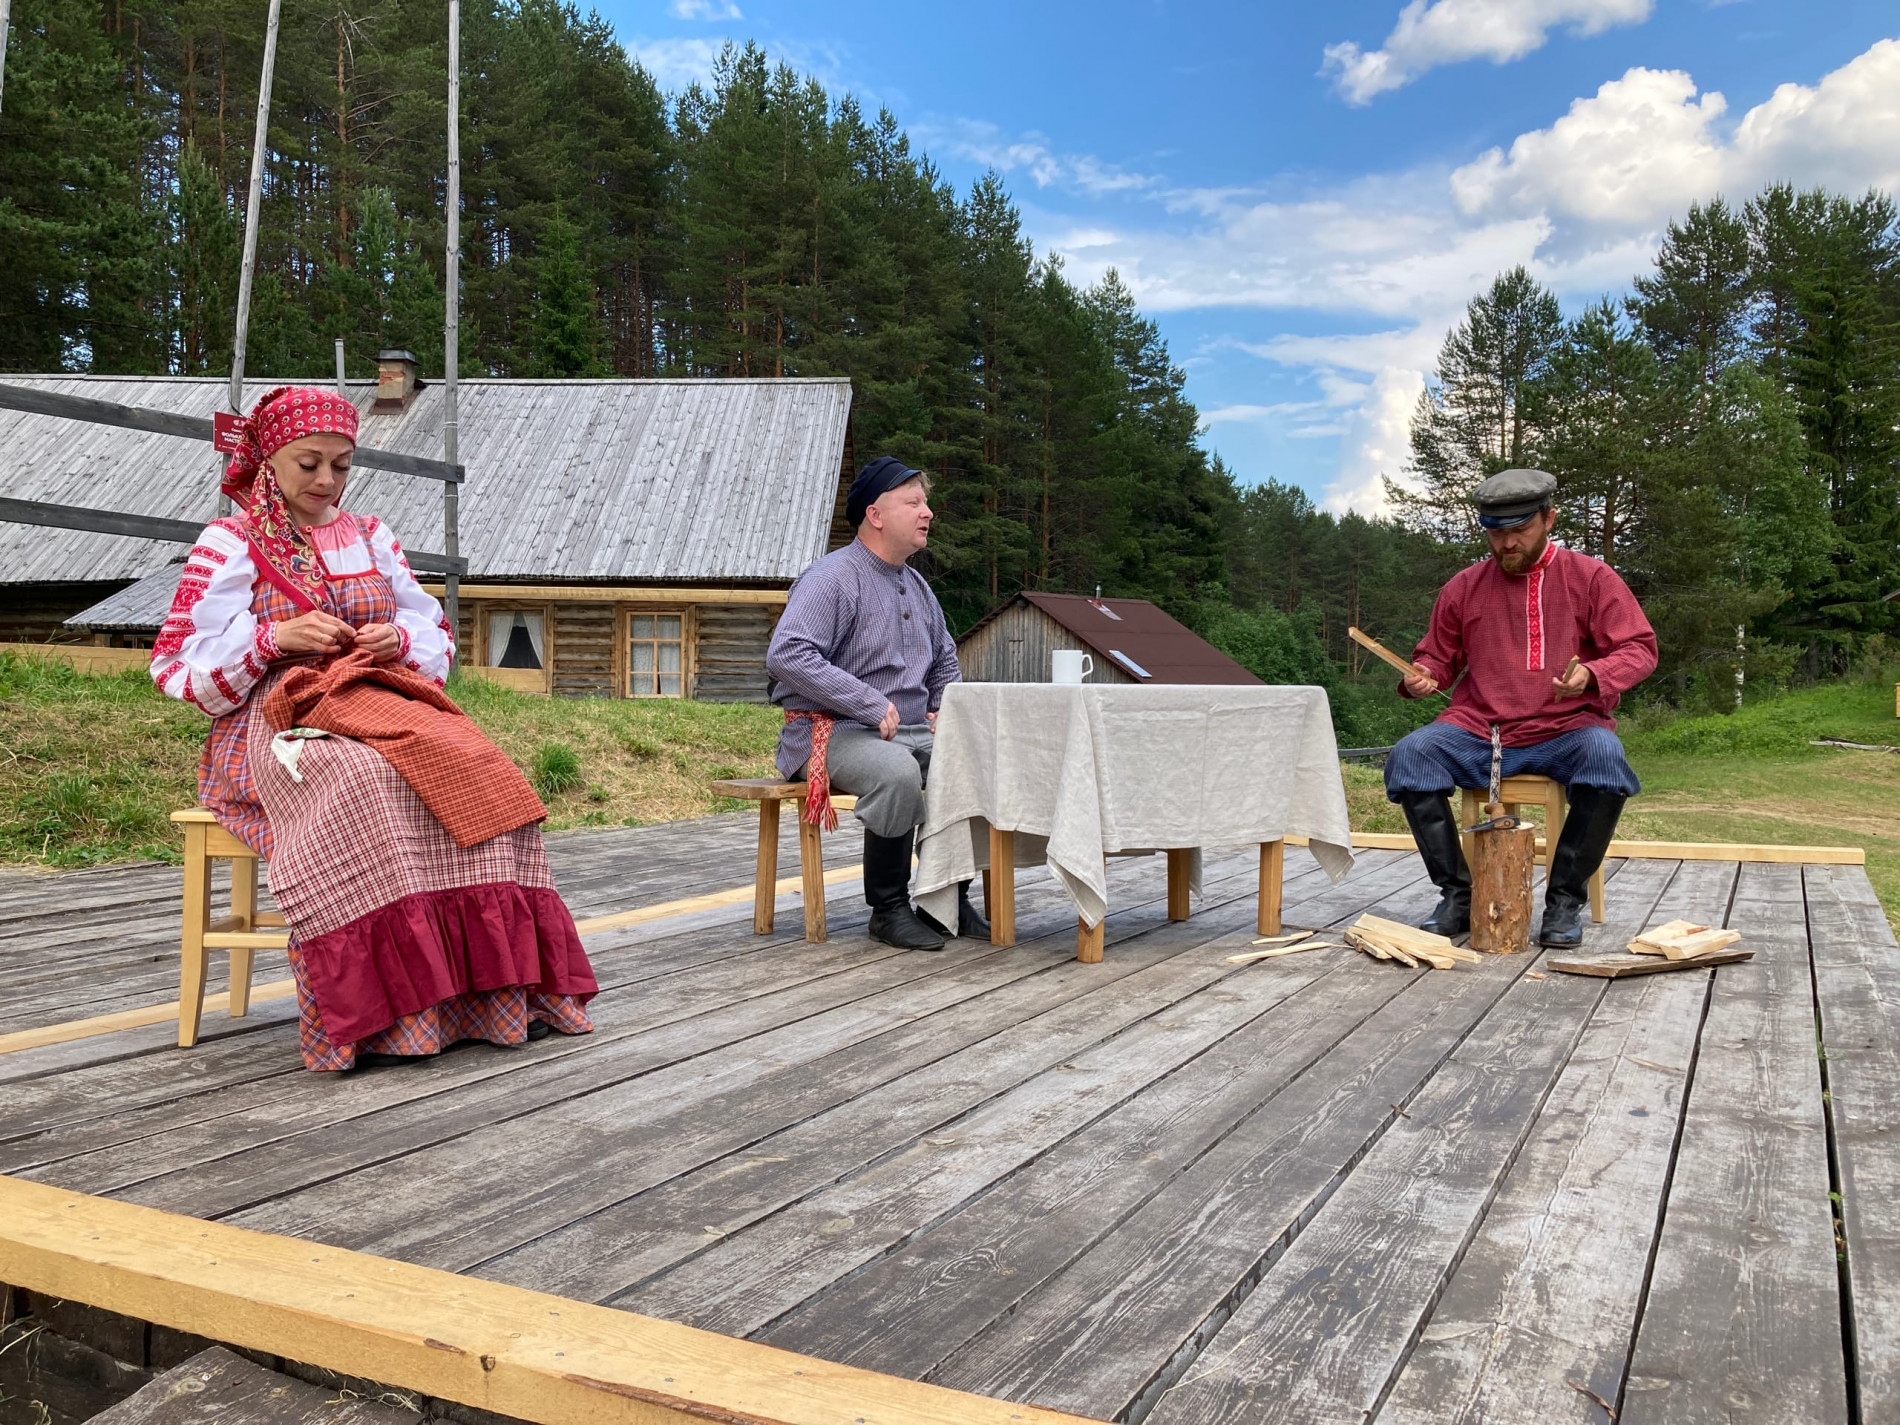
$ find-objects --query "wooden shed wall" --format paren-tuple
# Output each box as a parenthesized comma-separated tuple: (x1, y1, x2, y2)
(956, 601, 1132, 684)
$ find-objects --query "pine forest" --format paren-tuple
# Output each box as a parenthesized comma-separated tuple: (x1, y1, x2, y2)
(2, 0, 1898, 739)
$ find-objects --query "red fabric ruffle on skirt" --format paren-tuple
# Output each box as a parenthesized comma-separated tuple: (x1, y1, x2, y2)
(293, 880, 596, 1047)
(288, 939, 593, 1073)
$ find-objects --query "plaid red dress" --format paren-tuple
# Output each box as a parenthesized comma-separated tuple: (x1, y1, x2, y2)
(189, 526, 595, 1072)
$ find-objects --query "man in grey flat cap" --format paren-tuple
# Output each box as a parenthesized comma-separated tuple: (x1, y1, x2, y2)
(1383, 469, 1659, 947)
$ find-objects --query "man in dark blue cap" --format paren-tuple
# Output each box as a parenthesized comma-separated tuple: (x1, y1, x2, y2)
(1384, 468, 1658, 948)
(766, 457, 987, 951)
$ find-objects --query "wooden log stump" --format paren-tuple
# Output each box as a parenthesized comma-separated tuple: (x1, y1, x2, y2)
(1469, 822, 1536, 954)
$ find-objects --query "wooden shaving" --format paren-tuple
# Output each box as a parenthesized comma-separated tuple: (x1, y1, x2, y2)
(1565, 1379, 1617, 1419)
(1249, 931, 1313, 947)
(1225, 941, 1340, 964)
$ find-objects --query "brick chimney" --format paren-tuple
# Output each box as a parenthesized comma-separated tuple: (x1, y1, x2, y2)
(374, 349, 422, 411)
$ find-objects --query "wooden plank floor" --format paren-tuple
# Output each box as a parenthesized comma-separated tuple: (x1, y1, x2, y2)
(0, 824, 1891, 1425)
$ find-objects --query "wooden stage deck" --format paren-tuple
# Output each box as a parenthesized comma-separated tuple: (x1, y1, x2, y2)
(1, 815, 1895, 1424)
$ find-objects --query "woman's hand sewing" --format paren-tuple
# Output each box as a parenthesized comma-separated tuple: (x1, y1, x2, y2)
(353, 622, 404, 663)
(272, 610, 356, 657)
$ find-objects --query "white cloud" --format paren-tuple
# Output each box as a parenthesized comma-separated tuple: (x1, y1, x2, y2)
(1321, 367, 1427, 514)
(1000, 37, 1900, 515)
(1049, 182, 1550, 320)
(1199, 400, 1326, 425)
(917, 118, 1159, 197)
(667, 0, 741, 19)
(1453, 40, 1900, 232)
(1323, 0, 1652, 105)
(625, 37, 727, 90)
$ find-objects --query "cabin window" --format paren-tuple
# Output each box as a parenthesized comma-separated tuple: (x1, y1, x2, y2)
(627, 611, 685, 697)
(486, 609, 547, 670)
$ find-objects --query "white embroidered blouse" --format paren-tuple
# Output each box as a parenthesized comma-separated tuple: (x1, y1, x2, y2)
(150, 513, 455, 716)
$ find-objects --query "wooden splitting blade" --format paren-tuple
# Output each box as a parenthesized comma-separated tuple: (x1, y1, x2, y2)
(1348, 626, 1426, 679)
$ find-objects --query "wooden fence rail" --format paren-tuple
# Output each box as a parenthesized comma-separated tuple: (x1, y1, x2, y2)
(0, 382, 463, 482)
(0, 382, 469, 576)
(0, 496, 467, 576)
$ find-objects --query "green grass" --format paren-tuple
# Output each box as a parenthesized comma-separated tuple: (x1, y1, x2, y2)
(0, 652, 783, 869)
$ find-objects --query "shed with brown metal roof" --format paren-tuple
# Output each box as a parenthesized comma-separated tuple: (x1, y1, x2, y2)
(956, 592, 1261, 686)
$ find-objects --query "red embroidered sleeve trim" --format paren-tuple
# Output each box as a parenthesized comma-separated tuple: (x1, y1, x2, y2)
(255, 621, 281, 662)
(210, 667, 241, 707)
(396, 624, 413, 660)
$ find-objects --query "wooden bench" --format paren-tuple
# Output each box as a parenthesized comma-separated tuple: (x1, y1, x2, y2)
(169, 809, 290, 1048)
(710, 780, 858, 944)
(1460, 775, 1606, 924)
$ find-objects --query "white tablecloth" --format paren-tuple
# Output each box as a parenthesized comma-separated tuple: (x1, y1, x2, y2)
(914, 683, 1356, 929)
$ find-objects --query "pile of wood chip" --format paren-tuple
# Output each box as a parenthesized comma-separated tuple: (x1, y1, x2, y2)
(1628, 919, 1742, 959)
(1343, 914, 1482, 971)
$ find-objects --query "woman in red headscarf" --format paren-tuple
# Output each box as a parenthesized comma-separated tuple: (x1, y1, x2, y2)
(152, 386, 597, 1071)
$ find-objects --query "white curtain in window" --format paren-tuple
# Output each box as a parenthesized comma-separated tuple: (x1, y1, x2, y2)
(488, 610, 546, 669)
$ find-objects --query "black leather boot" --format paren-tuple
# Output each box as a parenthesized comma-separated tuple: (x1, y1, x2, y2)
(1538, 786, 1626, 948)
(922, 881, 991, 940)
(863, 829, 946, 951)
(1396, 791, 1471, 936)
(957, 882, 990, 940)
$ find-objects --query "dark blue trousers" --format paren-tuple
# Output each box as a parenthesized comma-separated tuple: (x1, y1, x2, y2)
(1384, 721, 1641, 800)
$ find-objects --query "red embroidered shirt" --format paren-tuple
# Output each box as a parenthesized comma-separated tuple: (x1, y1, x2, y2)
(1403, 544, 1658, 747)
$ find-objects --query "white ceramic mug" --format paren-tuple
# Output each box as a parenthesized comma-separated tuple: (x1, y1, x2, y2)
(1051, 649, 1094, 684)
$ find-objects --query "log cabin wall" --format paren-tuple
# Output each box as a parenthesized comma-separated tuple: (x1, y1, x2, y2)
(693, 603, 776, 703)
(551, 603, 617, 698)
(956, 600, 1131, 684)
(458, 593, 779, 702)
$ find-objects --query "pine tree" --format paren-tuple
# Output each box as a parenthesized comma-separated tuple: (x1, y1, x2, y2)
(167, 141, 240, 374)
(1630, 198, 1752, 388)
(1539, 299, 1656, 561)
(526, 209, 607, 377)
(1388, 266, 1563, 542)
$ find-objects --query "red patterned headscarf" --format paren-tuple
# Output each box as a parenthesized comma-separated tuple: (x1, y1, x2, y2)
(222, 386, 360, 612)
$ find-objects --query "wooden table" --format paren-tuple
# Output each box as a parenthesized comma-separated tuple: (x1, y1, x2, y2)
(982, 832, 1286, 961)
(914, 683, 1353, 963)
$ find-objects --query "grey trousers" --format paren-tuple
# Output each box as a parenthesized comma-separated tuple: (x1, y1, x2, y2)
(819, 722, 933, 838)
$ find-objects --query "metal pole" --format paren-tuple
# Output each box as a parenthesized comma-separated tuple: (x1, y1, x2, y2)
(334, 338, 347, 394)
(1, 0, 13, 116)
(442, 0, 461, 667)
(227, 0, 283, 426)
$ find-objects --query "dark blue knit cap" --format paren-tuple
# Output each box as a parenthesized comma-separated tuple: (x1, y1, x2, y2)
(847, 456, 923, 527)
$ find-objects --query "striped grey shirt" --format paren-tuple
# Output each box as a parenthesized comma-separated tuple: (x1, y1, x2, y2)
(766, 538, 961, 778)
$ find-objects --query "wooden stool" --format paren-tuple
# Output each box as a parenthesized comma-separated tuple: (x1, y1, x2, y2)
(1459, 777, 1605, 924)
(170, 809, 290, 1048)
(710, 780, 858, 944)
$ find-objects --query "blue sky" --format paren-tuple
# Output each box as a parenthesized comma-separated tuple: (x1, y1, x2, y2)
(600, 0, 1900, 513)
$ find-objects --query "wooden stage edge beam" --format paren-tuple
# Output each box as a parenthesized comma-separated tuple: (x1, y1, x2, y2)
(1285, 832, 1867, 865)
(0, 1175, 1096, 1425)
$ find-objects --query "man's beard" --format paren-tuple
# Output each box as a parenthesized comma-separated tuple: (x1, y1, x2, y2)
(1496, 533, 1549, 574)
